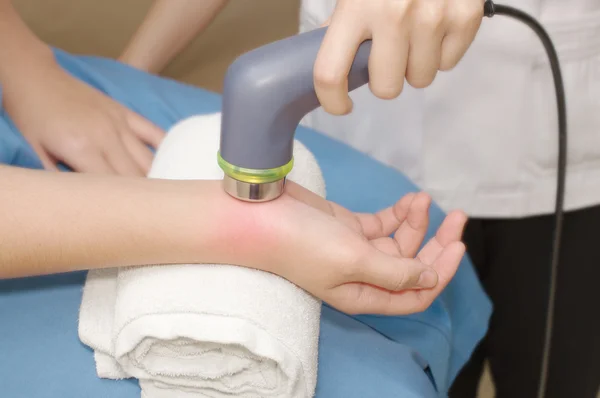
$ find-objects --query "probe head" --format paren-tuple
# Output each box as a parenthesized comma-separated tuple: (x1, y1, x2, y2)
(222, 175, 286, 202)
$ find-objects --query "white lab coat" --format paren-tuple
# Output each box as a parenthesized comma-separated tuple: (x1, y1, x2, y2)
(299, 0, 600, 218)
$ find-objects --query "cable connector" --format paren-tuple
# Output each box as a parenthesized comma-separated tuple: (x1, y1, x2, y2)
(484, 0, 496, 17)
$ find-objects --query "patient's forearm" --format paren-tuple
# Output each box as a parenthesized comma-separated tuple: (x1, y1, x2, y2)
(0, 166, 232, 279)
(120, 0, 229, 73)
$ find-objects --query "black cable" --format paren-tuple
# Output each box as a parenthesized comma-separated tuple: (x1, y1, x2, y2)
(484, 2, 567, 398)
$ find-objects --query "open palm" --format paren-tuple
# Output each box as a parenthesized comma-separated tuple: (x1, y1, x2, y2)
(243, 181, 467, 315)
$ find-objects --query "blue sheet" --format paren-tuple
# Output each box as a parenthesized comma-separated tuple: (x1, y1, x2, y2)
(0, 48, 492, 398)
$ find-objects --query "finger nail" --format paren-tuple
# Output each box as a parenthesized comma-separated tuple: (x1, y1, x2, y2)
(417, 269, 438, 288)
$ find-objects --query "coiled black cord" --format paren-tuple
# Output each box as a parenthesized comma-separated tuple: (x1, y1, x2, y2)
(483, 2, 567, 398)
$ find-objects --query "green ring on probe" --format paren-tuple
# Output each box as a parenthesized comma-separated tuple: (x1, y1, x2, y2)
(217, 152, 294, 184)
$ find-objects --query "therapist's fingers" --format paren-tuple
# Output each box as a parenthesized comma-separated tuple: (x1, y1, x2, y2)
(405, 1, 445, 88)
(368, 18, 409, 98)
(439, 0, 483, 71)
(314, 5, 368, 115)
(30, 142, 59, 171)
(120, 129, 154, 175)
(63, 150, 116, 175)
(126, 112, 165, 150)
(103, 131, 145, 177)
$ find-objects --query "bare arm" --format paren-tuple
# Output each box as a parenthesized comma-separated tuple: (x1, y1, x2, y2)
(0, 0, 56, 99)
(0, 0, 167, 176)
(0, 164, 469, 316)
(0, 1, 221, 278)
(119, 0, 229, 73)
(0, 166, 233, 279)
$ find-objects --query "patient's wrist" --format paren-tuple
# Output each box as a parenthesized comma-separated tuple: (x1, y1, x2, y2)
(179, 181, 281, 273)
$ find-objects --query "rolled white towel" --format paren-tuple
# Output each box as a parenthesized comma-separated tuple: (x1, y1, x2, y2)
(78, 113, 325, 398)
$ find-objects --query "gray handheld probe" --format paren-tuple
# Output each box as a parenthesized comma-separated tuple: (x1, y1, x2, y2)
(217, 27, 371, 202)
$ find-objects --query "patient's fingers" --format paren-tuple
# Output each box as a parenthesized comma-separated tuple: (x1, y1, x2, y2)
(339, 211, 466, 315)
(357, 193, 416, 239)
(340, 241, 465, 315)
(357, 248, 438, 292)
(393, 192, 431, 257)
(436, 210, 468, 245)
(371, 237, 401, 257)
(411, 241, 465, 310)
(417, 210, 467, 265)
(424, 241, 466, 299)
(407, 211, 466, 308)
(287, 183, 429, 243)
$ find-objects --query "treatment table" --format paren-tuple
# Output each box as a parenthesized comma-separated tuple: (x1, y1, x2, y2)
(0, 49, 492, 398)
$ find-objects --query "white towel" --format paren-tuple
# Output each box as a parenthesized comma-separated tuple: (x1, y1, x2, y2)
(78, 113, 325, 398)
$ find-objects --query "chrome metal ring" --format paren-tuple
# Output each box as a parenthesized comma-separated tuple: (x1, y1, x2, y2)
(222, 175, 286, 202)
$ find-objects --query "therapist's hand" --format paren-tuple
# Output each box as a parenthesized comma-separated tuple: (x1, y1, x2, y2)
(231, 181, 467, 315)
(3, 61, 165, 176)
(314, 0, 483, 114)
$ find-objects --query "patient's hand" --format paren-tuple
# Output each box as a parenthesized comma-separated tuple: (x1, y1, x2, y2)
(3, 62, 165, 176)
(229, 181, 467, 316)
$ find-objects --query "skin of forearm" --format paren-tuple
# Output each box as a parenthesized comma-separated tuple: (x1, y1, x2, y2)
(0, 166, 239, 279)
(0, 0, 55, 83)
(120, 0, 229, 73)
(0, 0, 59, 123)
